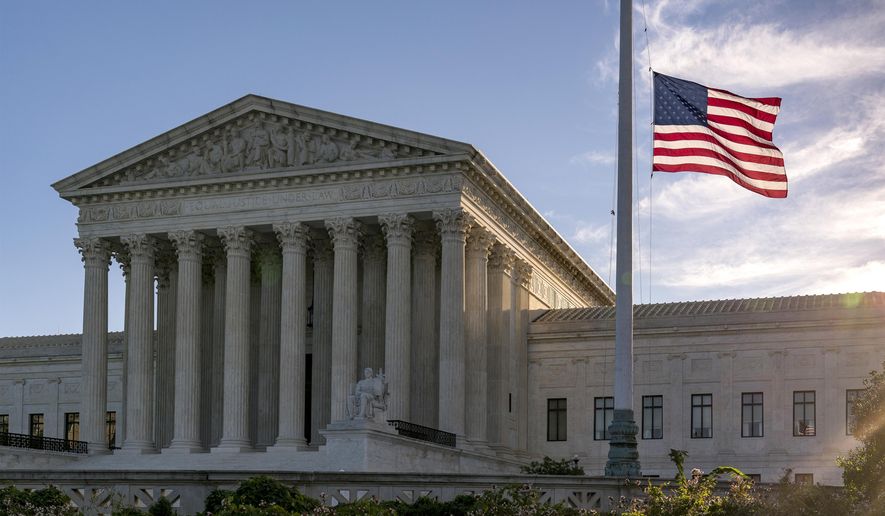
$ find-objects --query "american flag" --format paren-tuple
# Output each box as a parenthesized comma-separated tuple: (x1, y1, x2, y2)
(652, 72, 787, 198)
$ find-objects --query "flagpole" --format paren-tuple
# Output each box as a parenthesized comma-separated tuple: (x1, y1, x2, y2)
(605, 0, 641, 477)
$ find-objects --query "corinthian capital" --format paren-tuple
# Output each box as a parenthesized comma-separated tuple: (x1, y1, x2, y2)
(465, 226, 495, 256)
(74, 237, 112, 268)
(168, 230, 205, 259)
(513, 258, 533, 288)
(218, 226, 254, 255)
(273, 222, 310, 251)
(488, 243, 516, 273)
(120, 234, 157, 260)
(379, 213, 414, 245)
(325, 217, 362, 249)
(433, 208, 473, 238)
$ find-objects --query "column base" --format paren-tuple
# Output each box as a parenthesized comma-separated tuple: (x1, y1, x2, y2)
(163, 441, 207, 454)
(604, 409, 642, 478)
(212, 440, 254, 453)
(117, 443, 160, 455)
(267, 438, 310, 452)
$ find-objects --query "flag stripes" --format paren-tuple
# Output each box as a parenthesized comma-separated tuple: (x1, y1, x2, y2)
(653, 72, 787, 198)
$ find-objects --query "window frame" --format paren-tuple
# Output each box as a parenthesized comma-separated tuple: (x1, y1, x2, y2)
(29, 413, 44, 438)
(690, 394, 713, 439)
(594, 396, 614, 441)
(793, 390, 816, 437)
(641, 395, 663, 440)
(64, 412, 80, 442)
(741, 392, 764, 438)
(546, 398, 567, 442)
(0, 414, 8, 434)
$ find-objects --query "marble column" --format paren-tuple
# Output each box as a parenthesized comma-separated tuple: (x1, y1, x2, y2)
(120, 234, 157, 452)
(210, 255, 226, 446)
(75, 237, 111, 453)
(113, 249, 131, 446)
(489, 245, 515, 448)
(310, 236, 333, 444)
(154, 251, 176, 449)
(216, 226, 253, 451)
(256, 243, 282, 448)
(379, 214, 414, 421)
(248, 262, 261, 445)
(464, 226, 494, 444)
(272, 222, 310, 447)
(326, 217, 362, 422)
(167, 230, 204, 451)
(360, 233, 386, 372)
(410, 228, 439, 427)
(199, 250, 218, 448)
(513, 260, 532, 451)
(433, 209, 472, 438)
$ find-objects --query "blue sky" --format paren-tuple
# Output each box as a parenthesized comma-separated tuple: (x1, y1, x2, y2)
(1, 0, 883, 336)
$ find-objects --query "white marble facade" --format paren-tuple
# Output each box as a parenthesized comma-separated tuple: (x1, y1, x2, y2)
(29, 95, 610, 461)
(1, 96, 882, 483)
(528, 294, 885, 485)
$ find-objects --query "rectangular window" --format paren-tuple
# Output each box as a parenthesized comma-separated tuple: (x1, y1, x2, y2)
(691, 394, 712, 438)
(741, 392, 764, 437)
(642, 395, 663, 439)
(594, 397, 614, 440)
(747, 474, 762, 484)
(65, 412, 80, 441)
(0, 414, 8, 434)
(846, 389, 863, 435)
(106, 411, 117, 448)
(546, 398, 567, 441)
(29, 413, 44, 438)
(794, 473, 813, 485)
(793, 391, 816, 436)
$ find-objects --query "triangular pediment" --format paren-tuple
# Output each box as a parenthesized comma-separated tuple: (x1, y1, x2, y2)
(53, 94, 474, 197)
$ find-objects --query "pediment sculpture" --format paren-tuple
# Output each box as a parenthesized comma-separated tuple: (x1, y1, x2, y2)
(346, 367, 389, 421)
(89, 114, 438, 189)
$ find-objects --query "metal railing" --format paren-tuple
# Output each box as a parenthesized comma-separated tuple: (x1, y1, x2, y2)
(387, 420, 456, 447)
(0, 431, 88, 454)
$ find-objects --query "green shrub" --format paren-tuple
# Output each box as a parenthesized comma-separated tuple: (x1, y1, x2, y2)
(148, 496, 176, 515)
(520, 456, 585, 475)
(838, 360, 885, 514)
(210, 476, 318, 515)
(0, 484, 79, 516)
(203, 488, 233, 514)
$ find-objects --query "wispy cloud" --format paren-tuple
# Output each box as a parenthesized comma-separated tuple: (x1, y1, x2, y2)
(645, 1, 885, 90)
(573, 223, 610, 244)
(570, 150, 616, 166)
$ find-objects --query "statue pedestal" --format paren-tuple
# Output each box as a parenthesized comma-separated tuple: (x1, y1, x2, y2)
(317, 420, 522, 474)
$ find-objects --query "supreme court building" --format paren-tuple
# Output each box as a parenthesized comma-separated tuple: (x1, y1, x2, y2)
(1, 96, 883, 503)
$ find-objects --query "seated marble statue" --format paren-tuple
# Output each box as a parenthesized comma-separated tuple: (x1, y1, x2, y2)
(347, 367, 388, 420)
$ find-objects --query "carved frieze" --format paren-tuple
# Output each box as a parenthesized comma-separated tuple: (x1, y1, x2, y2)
(76, 176, 462, 224)
(85, 112, 440, 189)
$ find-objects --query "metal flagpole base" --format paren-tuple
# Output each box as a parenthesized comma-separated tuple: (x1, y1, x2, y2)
(604, 409, 642, 477)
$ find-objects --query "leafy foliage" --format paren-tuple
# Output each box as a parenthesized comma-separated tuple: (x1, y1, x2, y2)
(613, 450, 763, 516)
(210, 476, 319, 515)
(838, 360, 885, 514)
(758, 470, 850, 516)
(470, 484, 586, 515)
(520, 455, 585, 475)
(0, 484, 79, 516)
(147, 496, 177, 516)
